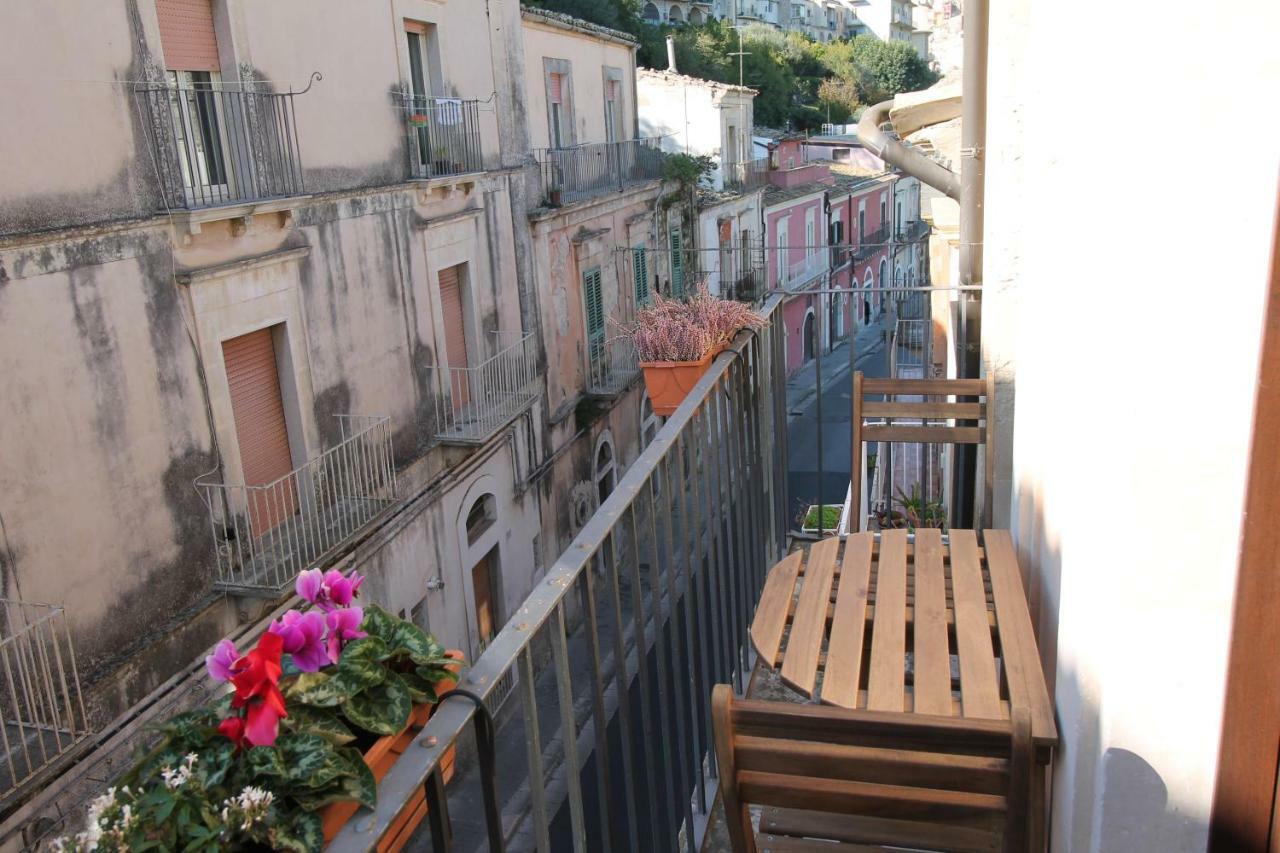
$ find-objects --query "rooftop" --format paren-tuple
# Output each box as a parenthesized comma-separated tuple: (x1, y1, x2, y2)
(520, 6, 638, 46)
(638, 68, 758, 97)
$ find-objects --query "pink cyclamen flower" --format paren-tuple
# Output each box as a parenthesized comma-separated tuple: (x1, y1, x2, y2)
(268, 609, 329, 673)
(205, 639, 240, 683)
(322, 569, 364, 608)
(325, 607, 367, 664)
(296, 568, 325, 607)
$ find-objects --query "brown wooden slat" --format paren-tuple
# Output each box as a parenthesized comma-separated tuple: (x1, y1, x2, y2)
(755, 834, 886, 853)
(821, 532, 873, 708)
(912, 528, 952, 715)
(950, 529, 1003, 720)
(862, 377, 987, 395)
(762, 809, 1002, 853)
(862, 401, 986, 419)
(983, 530, 1057, 744)
(866, 530, 908, 711)
(734, 735, 1010, 794)
(750, 550, 803, 664)
(863, 425, 985, 444)
(780, 537, 840, 695)
(740, 771, 1007, 822)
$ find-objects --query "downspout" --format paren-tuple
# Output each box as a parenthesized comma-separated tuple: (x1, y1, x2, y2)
(856, 102, 960, 202)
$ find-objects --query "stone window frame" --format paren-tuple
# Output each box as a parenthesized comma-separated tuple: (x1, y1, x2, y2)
(543, 57, 576, 149)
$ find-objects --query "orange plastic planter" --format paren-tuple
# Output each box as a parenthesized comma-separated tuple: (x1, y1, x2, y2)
(320, 650, 464, 851)
(640, 346, 722, 416)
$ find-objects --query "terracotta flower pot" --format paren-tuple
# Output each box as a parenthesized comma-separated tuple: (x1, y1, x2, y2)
(640, 345, 723, 416)
(321, 650, 464, 851)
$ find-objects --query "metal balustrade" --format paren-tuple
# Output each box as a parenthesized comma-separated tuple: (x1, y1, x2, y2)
(433, 331, 540, 444)
(535, 138, 666, 207)
(329, 295, 788, 853)
(853, 223, 892, 260)
(138, 78, 309, 211)
(722, 157, 770, 193)
(401, 95, 484, 179)
(787, 249, 830, 287)
(198, 415, 398, 594)
(896, 219, 930, 242)
(588, 337, 641, 397)
(0, 601, 87, 807)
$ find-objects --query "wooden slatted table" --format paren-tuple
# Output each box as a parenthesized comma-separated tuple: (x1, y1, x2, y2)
(749, 528, 1058, 845)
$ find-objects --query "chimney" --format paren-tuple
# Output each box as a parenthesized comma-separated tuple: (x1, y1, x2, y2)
(666, 36, 678, 73)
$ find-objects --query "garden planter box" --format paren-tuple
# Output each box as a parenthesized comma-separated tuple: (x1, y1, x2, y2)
(640, 346, 723, 416)
(321, 650, 464, 850)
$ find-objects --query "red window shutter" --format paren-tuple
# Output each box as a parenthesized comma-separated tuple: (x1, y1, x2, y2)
(549, 73, 564, 105)
(156, 0, 220, 72)
(222, 328, 298, 532)
(439, 265, 471, 410)
(606, 79, 619, 102)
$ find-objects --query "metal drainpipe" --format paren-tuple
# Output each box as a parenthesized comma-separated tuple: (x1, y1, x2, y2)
(856, 103, 961, 202)
(954, 0, 989, 528)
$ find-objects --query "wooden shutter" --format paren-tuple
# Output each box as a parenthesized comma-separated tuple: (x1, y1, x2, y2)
(584, 268, 605, 369)
(222, 328, 298, 533)
(549, 73, 564, 104)
(669, 228, 684, 297)
(606, 79, 619, 102)
(156, 0, 220, 72)
(472, 550, 496, 644)
(439, 264, 470, 410)
(632, 248, 650, 305)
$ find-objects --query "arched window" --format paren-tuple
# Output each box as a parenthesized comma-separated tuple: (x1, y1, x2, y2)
(641, 397, 661, 449)
(465, 493, 497, 545)
(803, 310, 816, 362)
(862, 268, 875, 326)
(642, 2, 661, 21)
(595, 438, 616, 504)
(878, 258, 889, 313)
(689, 8, 704, 24)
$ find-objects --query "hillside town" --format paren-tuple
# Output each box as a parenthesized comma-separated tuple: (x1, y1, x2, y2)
(0, 1, 1277, 852)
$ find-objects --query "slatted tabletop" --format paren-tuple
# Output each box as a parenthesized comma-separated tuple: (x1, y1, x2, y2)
(750, 528, 1058, 750)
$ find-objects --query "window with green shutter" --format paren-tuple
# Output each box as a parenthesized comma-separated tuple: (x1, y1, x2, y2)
(583, 266, 605, 372)
(669, 227, 684, 298)
(632, 246, 650, 305)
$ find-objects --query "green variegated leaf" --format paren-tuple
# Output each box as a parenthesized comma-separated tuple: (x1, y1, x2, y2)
(358, 604, 400, 647)
(282, 705, 356, 745)
(292, 753, 376, 811)
(342, 671, 412, 735)
(246, 744, 287, 778)
(267, 808, 324, 853)
(276, 733, 348, 789)
(201, 739, 237, 787)
(399, 670, 436, 704)
(339, 635, 391, 676)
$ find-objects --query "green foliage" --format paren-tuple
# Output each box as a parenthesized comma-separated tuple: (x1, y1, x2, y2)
(662, 153, 715, 189)
(803, 505, 842, 529)
(55, 605, 460, 853)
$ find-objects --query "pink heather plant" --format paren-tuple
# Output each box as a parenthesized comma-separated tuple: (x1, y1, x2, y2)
(619, 285, 766, 363)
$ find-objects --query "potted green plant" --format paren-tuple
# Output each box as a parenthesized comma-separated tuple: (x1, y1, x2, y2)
(50, 568, 462, 853)
(619, 285, 766, 416)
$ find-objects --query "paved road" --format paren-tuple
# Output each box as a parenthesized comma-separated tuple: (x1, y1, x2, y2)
(785, 318, 890, 519)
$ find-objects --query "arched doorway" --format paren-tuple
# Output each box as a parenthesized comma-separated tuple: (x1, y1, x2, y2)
(689, 7, 705, 24)
(667, 4, 684, 23)
(642, 2, 660, 22)
(803, 309, 816, 361)
(862, 268, 875, 326)
(878, 258, 889, 314)
(828, 293, 840, 344)
(594, 435, 616, 505)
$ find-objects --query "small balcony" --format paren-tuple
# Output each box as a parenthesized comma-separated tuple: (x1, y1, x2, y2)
(722, 157, 770, 193)
(433, 331, 540, 445)
(198, 415, 399, 594)
(0, 600, 87, 810)
(402, 95, 484, 180)
(535, 138, 666, 207)
(139, 79, 306, 212)
(587, 337, 641, 398)
(786, 250, 830, 288)
(896, 218, 930, 242)
(853, 223, 891, 260)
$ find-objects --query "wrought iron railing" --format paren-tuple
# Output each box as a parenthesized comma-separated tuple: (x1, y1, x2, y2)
(138, 78, 309, 211)
(787, 249, 829, 287)
(198, 415, 398, 594)
(722, 157, 769, 193)
(434, 331, 540, 444)
(329, 295, 788, 853)
(401, 95, 484, 179)
(588, 337, 640, 397)
(853, 223, 891, 260)
(0, 601, 87, 806)
(535, 138, 666, 207)
(896, 219, 930, 242)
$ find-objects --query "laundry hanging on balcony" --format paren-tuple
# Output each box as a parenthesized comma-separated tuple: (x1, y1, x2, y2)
(436, 98, 463, 125)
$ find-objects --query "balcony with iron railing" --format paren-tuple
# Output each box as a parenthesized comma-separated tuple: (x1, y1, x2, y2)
(138, 77, 311, 212)
(587, 336, 641, 398)
(433, 331, 540, 445)
(534, 138, 666, 208)
(198, 415, 399, 594)
(786, 249, 830, 288)
(896, 218, 930, 242)
(0, 600, 87, 812)
(853, 223, 891, 260)
(401, 95, 485, 180)
(721, 157, 770, 194)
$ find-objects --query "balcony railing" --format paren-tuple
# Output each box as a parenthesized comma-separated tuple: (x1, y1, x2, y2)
(198, 415, 398, 594)
(853, 223, 891, 260)
(0, 601, 87, 808)
(402, 95, 484, 180)
(138, 79, 307, 211)
(896, 218, 930, 242)
(535, 138, 666, 207)
(588, 337, 641, 397)
(722, 157, 770, 193)
(329, 294, 789, 853)
(434, 331, 540, 444)
(787, 250, 830, 287)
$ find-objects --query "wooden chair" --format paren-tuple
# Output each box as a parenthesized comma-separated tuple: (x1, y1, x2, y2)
(711, 685, 1034, 853)
(851, 372, 996, 531)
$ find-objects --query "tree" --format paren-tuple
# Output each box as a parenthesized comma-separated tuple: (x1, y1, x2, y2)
(817, 77, 862, 125)
(845, 35, 938, 104)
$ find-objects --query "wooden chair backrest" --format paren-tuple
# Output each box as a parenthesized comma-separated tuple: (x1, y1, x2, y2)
(711, 685, 1034, 853)
(851, 372, 997, 531)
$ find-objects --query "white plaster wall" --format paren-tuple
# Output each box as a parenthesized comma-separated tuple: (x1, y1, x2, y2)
(982, 2, 1280, 850)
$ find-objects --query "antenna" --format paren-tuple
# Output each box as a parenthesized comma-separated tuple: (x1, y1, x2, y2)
(728, 25, 751, 87)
